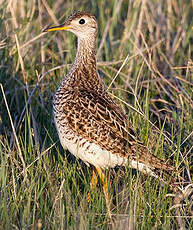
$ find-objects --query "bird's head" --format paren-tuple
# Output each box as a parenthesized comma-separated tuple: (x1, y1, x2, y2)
(43, 11, 98, 39)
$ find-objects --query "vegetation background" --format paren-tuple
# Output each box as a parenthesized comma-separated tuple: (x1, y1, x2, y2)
(0, 0, 192, 229)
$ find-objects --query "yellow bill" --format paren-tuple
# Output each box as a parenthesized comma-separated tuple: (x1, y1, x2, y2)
(42, 25, 72, 33)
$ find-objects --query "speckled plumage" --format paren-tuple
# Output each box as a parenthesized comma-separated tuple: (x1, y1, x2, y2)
(46, 11, 177, 188)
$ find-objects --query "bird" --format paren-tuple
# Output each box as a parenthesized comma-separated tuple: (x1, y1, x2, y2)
(43, 11, 184, 218)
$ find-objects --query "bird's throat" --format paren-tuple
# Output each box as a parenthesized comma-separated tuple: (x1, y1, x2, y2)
(75, 37, 96, 67)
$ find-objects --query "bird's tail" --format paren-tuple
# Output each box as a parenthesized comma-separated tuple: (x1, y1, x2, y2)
(130, 144, 186, 193)
(129, 143, 193, 227)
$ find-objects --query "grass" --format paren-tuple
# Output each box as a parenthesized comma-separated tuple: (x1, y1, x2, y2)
(0, 0, 193, 229)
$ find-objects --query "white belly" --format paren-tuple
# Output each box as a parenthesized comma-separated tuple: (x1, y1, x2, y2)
(55, 118, 158, 177)
(65, 137, 128, 168)
(55, 118, 128, 168)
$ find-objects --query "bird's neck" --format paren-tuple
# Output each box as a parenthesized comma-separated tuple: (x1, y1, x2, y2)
(64, 36, 103, 91)
(75, 36, 96, 66)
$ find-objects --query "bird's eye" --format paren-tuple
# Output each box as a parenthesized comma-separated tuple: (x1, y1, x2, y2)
(79, 19, 85, 24)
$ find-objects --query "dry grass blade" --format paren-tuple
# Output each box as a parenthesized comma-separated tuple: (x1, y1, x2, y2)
(0, 84, 26, 169)
(15, 33, 40, 148)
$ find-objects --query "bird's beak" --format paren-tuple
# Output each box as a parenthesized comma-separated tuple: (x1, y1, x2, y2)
(42, 24, 72, 33)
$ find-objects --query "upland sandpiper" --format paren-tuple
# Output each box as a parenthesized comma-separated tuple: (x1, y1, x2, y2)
(43, 11, 182, 217)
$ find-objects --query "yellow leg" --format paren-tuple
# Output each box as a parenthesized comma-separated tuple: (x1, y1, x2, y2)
(90, 168, 98, 189)
(95, 167, 112, 221)
(87, 168, 98, 202)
